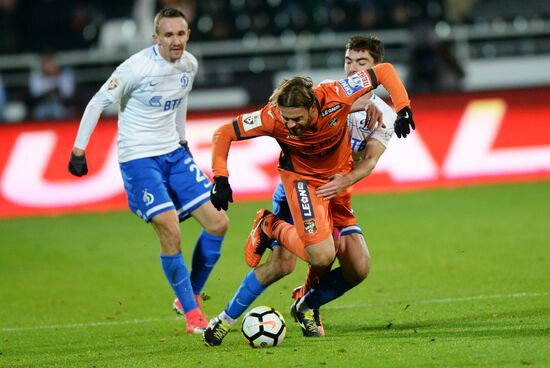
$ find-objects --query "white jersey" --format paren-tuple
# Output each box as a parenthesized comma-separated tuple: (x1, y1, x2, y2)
(347, 93, 396, 154)
(74, 45, 197, 163)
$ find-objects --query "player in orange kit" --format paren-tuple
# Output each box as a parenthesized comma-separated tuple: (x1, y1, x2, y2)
(204, 62, 414, 344)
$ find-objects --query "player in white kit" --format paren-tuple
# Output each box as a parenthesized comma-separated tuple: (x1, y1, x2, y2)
(68, 8, 228, 334)
(203, 35, 414, 345)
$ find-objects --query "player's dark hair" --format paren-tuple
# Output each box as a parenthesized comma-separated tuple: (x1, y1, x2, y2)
(346, 35, 385, 64)
(154, 8, 188, 34)
(269, 77, 315, 108)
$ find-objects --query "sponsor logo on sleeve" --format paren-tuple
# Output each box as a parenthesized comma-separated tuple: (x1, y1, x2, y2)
(295, 180, 314, 220)
(242, 110, 263, 131)
(337, 71, 372, 96)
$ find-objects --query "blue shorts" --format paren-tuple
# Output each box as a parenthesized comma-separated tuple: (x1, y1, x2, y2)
(119, 147, 212, 222)
(272, 181, 292, 223)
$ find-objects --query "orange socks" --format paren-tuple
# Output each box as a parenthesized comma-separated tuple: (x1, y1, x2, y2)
(270, 218, 309, 262)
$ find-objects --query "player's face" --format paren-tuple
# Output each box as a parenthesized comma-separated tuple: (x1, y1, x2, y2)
(279, 106, 315, 138)
(344, 49, 376, 77)
(154, 17, 190, 62)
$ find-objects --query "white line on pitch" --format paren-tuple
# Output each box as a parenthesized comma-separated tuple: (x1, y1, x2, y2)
(325, 291, 549, 310)
(1, 317, 180, 332)
(1, 291, 547, 332)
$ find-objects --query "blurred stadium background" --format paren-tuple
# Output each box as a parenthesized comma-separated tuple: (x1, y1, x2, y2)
(0, 0, 549, 217)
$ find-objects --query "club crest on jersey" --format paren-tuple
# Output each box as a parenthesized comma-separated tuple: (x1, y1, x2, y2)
(320, 104, 342, 117)
(142, 189, 154, 206)
(338, 71, 371, 96)
(242, 110, 262, 131)
(180, 73, 190, 87)
(304, 220, 317, 235)
(295, 180, 314, 220)
(328, 118, 338, 127)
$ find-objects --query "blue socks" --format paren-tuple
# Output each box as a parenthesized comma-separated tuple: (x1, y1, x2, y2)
(303, 267, 353, 309)
(160, 252, 196, 313)
(190, 230, 224, 295)
(225, 271, 266, 319)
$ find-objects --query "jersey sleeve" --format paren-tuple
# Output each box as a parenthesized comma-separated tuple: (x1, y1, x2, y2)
(73, 58, 140, 150)
(370, 63, 410, 111)
(233, 106, 276, 139)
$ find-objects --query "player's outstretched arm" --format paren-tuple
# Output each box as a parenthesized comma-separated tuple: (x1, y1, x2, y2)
(371, 63, 416, 138)
(210, 122, 239, 211)
(316, 138, 386, 199)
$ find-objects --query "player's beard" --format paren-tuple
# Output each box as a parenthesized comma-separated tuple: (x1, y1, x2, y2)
(286, 116, 312, 137)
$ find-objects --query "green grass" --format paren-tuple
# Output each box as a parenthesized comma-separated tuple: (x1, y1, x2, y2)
(1, 181, 549, 367)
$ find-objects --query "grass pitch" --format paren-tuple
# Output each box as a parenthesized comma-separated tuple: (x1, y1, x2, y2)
(1, 182, 549, 367)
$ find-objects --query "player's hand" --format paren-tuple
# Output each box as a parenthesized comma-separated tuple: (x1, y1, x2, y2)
(180, 140, 193, 158)
(364, 102, 384, 131)
(210, 176, 233, 211)
(394, 106, 415, 138)
(68, 150, 88, 177)
(316, 174, 352, 200)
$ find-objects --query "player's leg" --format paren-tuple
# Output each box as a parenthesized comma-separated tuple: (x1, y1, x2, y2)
(294, 232, 369, 324)
(119, 154, 207, 333)
(247, 174, 336, 267)
(188, 201, 228, 301)
(167, 147, 228, 315)
(290, 192, 361, 336)
(203, 246, 297, 346)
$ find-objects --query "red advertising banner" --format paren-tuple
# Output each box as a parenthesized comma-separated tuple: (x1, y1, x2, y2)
(1, 87, 549, 218)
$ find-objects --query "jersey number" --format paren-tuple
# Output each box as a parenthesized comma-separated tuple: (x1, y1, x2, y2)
(189, 163, 210, 188)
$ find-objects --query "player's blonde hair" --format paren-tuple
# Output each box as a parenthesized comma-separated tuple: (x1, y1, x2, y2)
(153, 8, 188, 35)
(269, 77, 315, 108)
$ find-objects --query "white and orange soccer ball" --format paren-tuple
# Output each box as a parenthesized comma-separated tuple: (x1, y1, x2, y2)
(241, 306, 286, 348)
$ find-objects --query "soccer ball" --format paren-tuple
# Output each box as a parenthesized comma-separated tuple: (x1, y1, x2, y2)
(241, 306, 286, 348)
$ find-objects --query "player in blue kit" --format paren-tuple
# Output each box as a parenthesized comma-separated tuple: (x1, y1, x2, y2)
(67, 8, 228, 334)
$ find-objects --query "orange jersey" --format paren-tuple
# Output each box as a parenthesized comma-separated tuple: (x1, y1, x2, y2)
(212, 63, 410, 180)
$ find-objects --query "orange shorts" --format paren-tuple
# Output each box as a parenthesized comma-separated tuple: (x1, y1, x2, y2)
(279, 170, 357, 246)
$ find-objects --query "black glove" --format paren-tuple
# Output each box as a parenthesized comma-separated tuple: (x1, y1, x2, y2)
(394, 106, 415, 139)
(210, 176, 233, 211)
(68, 152, 88, 177)
(181, 141, 193, 158)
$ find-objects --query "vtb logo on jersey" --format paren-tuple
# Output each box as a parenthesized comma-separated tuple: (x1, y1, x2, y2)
(149, 96, 183, 110)
(328, 118, 338, 127)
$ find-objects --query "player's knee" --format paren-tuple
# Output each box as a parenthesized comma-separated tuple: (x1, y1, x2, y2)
(204, 212, 229, 236)
(308, 252, 335, 268)
(274, 257, 295, 277)
(350, 252, 372, 284)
